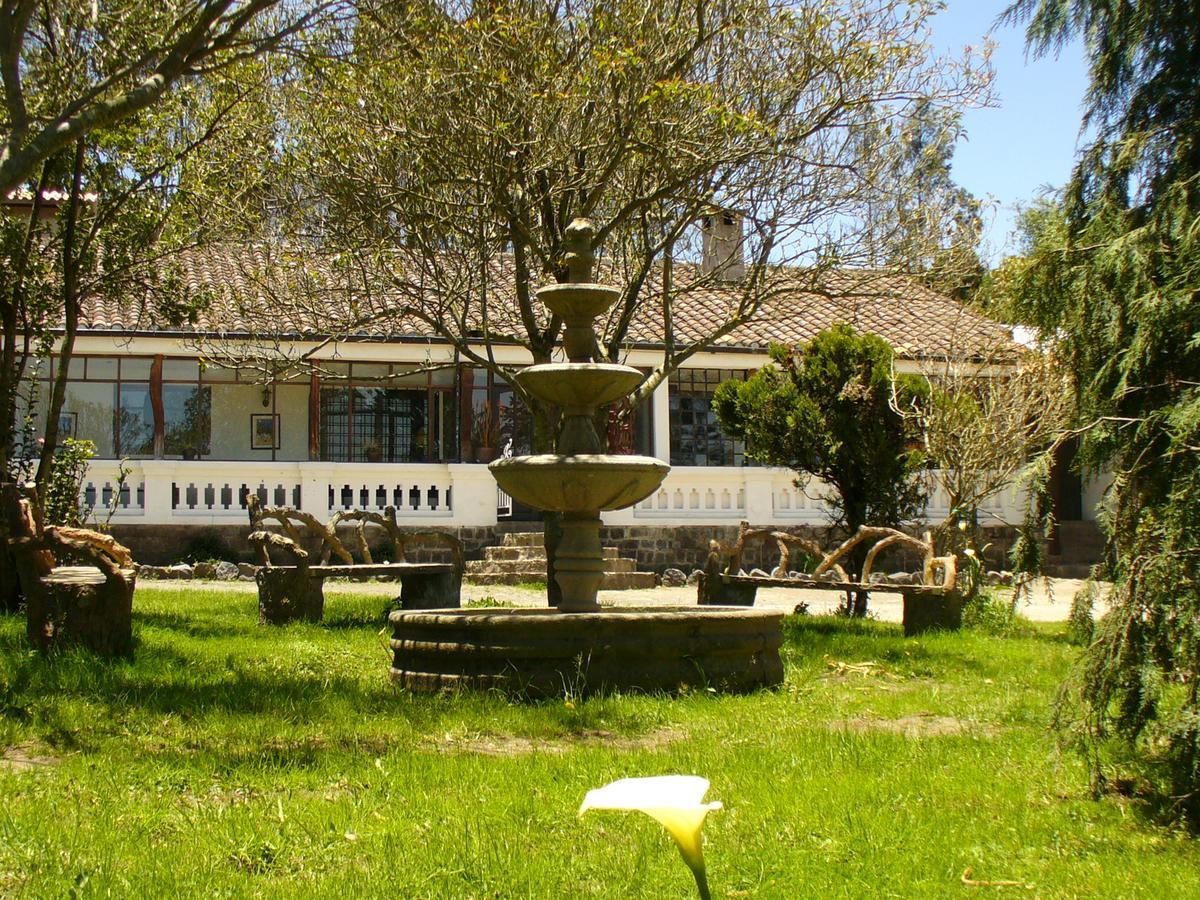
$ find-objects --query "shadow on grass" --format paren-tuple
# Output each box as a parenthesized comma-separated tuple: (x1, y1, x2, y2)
(135, 609, 253, 640)
(321, 606, 393, 630)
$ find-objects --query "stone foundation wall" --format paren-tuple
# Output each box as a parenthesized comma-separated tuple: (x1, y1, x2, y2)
(112, 523, 533, 566)
(114, 521, 1020, 573)
(601, 524, 1018, 574)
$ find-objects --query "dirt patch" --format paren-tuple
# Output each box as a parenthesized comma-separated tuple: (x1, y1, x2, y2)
(0, 742, 60, 773)
(426, 727, 680, 756)
(829, 712, 993, 738)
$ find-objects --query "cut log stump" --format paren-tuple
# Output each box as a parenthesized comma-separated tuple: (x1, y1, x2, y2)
(28, 566, 135, 655)
(397, 570, 462, 610)
(257, 568, 325, 624)
(902, 591, 964, 636)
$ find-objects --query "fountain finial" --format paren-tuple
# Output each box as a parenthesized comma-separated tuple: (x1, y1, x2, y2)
(563, 218, 595, 283)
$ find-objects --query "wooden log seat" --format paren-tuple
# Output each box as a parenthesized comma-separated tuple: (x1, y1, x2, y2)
(246, 496, 464, 625)
(255, 563, 457, 625)
(2, 482, 136, 654)
(698, 522, 963, 636)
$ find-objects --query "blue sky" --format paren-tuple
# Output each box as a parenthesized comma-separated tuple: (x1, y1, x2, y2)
(928, 2, 1089, 261)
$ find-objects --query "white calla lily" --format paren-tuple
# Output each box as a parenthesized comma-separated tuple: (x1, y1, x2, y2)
(579, 775, 722, 899)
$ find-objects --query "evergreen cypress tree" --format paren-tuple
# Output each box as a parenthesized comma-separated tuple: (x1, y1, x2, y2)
(1004, 0, 1200, 819)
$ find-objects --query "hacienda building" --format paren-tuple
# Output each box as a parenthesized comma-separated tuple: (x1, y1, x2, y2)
(10, 234, 1105, 571)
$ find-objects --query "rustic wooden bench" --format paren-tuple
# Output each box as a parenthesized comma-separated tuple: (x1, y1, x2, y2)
(697, 522, 963, 636)
(246, 497, 464, 624)
(2, 482, 136, 653)
(255, 562, 457, 625)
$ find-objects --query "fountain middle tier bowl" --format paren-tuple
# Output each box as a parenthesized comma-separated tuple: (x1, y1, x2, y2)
(514, 363, 645, 409)
(536, 282, 622, 320)
(489, 454, 669, 512)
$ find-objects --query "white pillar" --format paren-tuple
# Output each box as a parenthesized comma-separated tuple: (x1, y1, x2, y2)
(742, 468, 776, 525)
(447, 464, 499, 526)
(140, 460, 178, 524)
(651, 378, 670, 463)
(298, 462, 336, 516)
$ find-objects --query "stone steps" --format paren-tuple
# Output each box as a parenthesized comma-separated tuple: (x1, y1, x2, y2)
(501, 531, 544, 548)
(483, 545, 622, 561)
(467, 556, 636, 575)
(1045, 521, 1105, 578)
(466, 570, 657, 589)
(467, 530, 656, 590)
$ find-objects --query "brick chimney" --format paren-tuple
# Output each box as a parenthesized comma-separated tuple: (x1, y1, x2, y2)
(700, 209, 745, 281)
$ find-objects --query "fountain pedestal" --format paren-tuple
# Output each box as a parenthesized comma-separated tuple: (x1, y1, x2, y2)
(389, 218, 784, 694)
(555, 513, 605, 612)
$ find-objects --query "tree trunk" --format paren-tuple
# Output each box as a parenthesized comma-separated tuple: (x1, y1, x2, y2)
(0, 547, 21, 612)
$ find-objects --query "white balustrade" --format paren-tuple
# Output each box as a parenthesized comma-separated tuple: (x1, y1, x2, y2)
(75, 459, 481, 525)
(77, 459, 1032, 528)
(79, 460, 145, 519)
(621, 466, 1030, 527)
(320, 463, 453, 517)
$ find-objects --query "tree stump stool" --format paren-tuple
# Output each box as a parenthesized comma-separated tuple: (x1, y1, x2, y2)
(4, 482, 137, 655)
(30, 566, 135, 654)
(256, 567, 325, 625)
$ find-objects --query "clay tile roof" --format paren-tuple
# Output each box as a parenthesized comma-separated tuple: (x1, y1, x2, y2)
(79, 244, 1016, 361)
(4, 188, 100, 205)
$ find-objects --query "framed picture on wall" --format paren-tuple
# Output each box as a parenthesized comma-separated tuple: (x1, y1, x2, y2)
(58, 411, 77, 440)
(250, 413, 280, 450)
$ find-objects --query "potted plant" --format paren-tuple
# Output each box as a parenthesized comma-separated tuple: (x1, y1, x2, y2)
(472, 401, 502, 463)
(362, 438, 384, 463)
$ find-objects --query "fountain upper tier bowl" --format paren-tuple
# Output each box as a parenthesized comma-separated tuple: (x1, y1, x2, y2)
(537, 283, 622, 320)
(489, 454, 668, 512)
(515, 363, 645, 410)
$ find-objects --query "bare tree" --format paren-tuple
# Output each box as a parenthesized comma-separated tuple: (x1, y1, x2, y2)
(912, 335, 1072, 558)
(186, 0, 988, 600)
(220, 0, 987, 405)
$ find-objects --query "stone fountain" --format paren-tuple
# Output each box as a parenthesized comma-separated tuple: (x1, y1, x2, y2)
(389, 219, 784, 695)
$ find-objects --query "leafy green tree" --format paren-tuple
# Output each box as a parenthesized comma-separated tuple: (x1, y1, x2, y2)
(868, 100, 987, 301)
(1003, 0, 1200, 819)
(712, 325, 927, 615)
(0, 1, 325, 196)
(0, 1, 322, 610)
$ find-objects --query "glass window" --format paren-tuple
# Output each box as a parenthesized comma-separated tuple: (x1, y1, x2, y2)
(86, 358, 118, 380)
(199, 363, 238, 382)
(163, 385, 211, 456)
(120, 358, 152, 380)
(429, 365, 456, 386)
(668, 368, 746, 467)
(163, 359, 200, 381)
(495, 382, 533, 456)
(117, 384, 155, 457)
(319, 386, 417, 462)
(63, 382, 116, 457)
(352, 363, 389, 380)
(320, 387, 350, 461)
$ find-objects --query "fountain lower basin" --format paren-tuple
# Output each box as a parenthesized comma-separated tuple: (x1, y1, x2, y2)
(389, 605, 785, 695)
(489, 454, 668, 512)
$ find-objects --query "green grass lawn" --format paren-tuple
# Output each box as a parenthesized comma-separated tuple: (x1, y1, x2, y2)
(1, 585, 1197, 898)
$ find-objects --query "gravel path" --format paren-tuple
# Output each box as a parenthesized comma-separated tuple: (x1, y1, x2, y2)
(140, 576, 1104, 623)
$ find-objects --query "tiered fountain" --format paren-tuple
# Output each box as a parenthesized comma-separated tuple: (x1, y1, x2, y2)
(389, 219, 784, 695)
